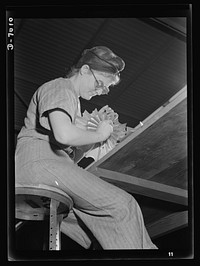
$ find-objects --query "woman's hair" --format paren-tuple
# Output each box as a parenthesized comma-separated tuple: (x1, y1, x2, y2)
(66, 46, 125, 79)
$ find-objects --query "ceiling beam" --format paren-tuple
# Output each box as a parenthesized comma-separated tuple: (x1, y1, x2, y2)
(138, 18, 186, 42)
(15, 90, 28, 109)
(83, 18, 112, 49)
(107, 36, 175, 106)
(70, 18, 111, 68)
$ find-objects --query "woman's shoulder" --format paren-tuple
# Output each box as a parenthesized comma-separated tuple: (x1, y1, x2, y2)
(41, 77, 71, 88)
(37, 77, 74, 97)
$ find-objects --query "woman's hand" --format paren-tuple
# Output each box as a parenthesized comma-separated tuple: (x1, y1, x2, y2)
(48, 110, 112, 146)
(96, 120, 113, 142)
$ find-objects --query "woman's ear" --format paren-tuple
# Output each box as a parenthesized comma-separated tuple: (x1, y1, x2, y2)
(80, 64, 90, 75)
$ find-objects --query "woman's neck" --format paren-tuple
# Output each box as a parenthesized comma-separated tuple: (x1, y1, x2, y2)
(68, 74, 81, 97)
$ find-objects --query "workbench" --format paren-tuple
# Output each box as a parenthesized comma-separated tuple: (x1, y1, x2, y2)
(87, 85, 188, 239)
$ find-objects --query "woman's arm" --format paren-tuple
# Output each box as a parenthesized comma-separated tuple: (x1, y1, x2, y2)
(48, 110, 113, 146)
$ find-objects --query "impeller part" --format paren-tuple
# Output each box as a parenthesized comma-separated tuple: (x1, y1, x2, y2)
(76, 105, 127, 149)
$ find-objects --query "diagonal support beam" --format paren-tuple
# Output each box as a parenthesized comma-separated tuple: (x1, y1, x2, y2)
(89, 168, 188, 206)
(146, 211, 188, 239)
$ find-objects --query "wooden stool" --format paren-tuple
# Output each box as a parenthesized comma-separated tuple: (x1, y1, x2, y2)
(15, 184, 73, 250)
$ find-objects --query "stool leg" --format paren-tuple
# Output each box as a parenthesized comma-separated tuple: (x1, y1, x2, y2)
(49, 199, 61, 250)
(42, 220, 49, 250)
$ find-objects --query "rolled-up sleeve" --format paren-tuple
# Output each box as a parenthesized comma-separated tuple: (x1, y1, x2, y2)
(37, 78, 78, 130)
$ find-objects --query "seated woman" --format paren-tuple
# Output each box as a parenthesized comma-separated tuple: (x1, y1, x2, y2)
(15, 46, 157, 249)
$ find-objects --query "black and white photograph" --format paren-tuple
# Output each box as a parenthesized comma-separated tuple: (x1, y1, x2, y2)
(6, 4, 193, 261)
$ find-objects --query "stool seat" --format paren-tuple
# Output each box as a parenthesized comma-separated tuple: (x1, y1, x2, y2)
(15, 183, 73, 250)
(16, 184, 73, 221)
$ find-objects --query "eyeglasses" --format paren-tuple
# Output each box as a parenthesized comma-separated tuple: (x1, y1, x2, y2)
(89, 68, 110, 95)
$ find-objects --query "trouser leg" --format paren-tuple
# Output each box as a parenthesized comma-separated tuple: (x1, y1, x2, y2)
(61, 209, 92, 249)
(72, 193, 157, 249)
(16, 159, 157, 249)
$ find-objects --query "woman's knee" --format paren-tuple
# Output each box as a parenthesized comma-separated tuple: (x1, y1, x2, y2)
(111, 191, 136, 221)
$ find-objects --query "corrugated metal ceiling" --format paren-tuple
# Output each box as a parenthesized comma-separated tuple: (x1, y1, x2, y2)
(14, 17, 187, 130)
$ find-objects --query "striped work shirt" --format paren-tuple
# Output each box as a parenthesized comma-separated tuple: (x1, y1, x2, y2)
(15, 78, 81, 167)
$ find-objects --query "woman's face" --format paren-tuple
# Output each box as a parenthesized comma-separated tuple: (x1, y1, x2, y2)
(79, 66, 116, 100)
